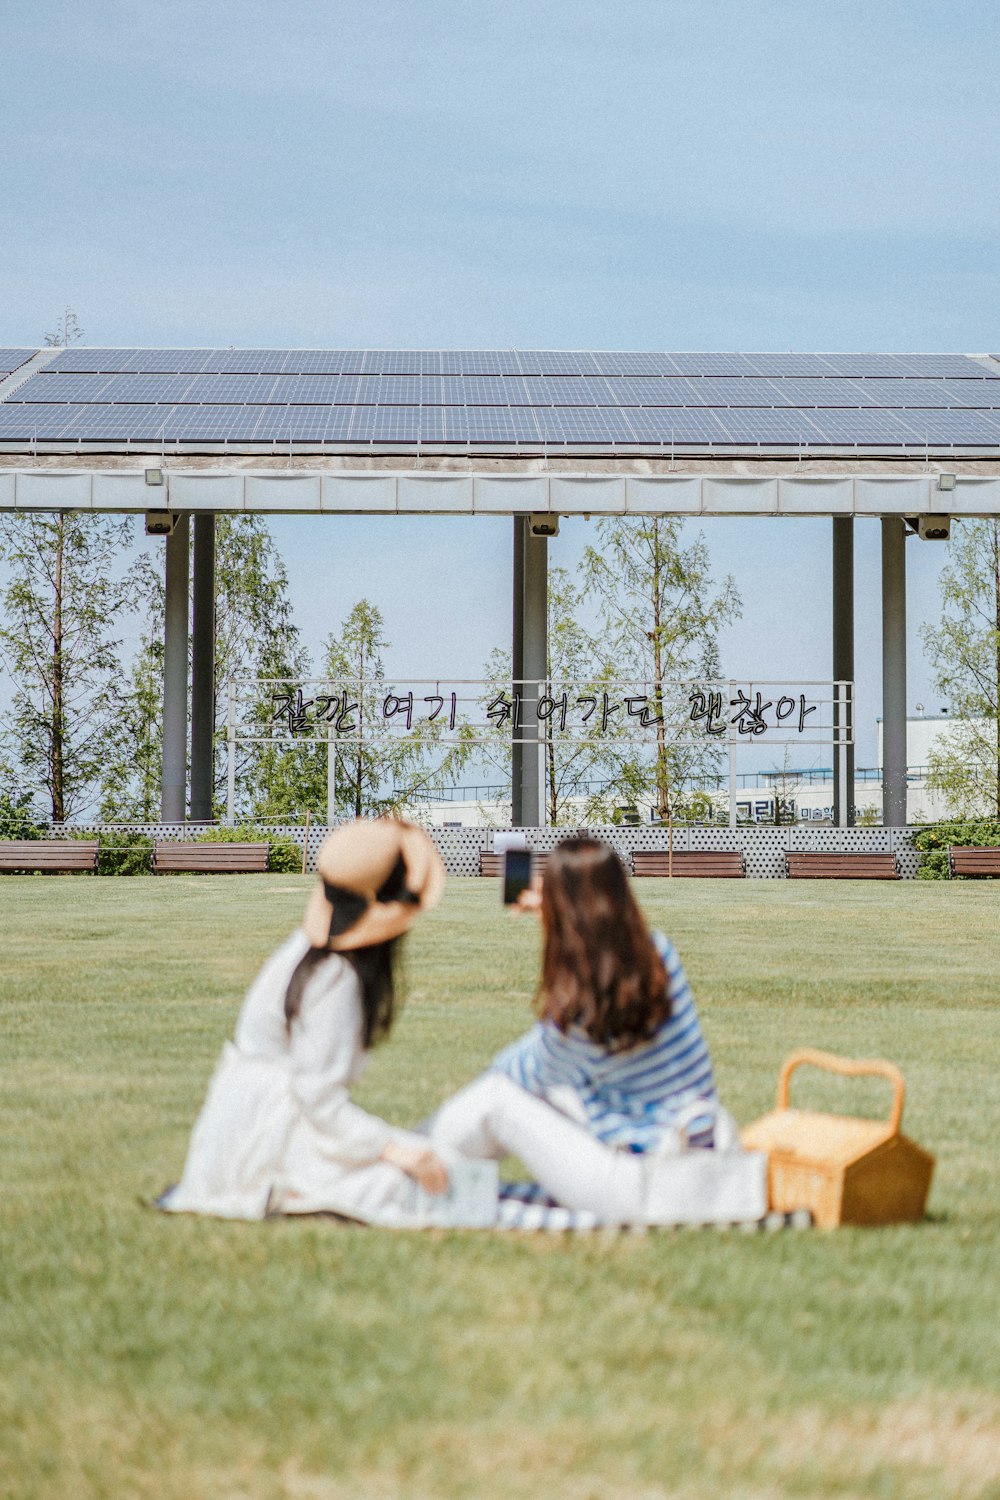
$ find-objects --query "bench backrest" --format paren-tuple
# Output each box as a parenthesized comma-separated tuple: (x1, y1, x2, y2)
(948, 846, 1000, 875)
(479, 850, 548, 877)
(152, 842, 270, 873)
(785, 852, 898, 878)
(632, 850, 745, 878)
(0, 839, 99, 871)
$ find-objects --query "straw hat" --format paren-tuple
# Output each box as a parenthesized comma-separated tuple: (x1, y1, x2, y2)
(302, 819, 445, 951)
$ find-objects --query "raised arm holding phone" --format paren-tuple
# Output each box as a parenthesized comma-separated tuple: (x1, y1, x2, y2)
(430, 837, 726, 1222)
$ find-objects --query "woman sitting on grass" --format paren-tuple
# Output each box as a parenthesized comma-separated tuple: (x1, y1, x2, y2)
(161, 819, 457, 1225)
(430, 836, 735, 1223)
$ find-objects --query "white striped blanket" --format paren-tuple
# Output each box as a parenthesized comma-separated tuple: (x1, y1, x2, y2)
(497, 1180, 811, 1233)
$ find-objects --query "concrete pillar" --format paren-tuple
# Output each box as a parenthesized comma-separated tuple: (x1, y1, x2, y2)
(189, 513, 216, 822)
(160, 513, 189, 822)
(511, 517, 547, 826)
(881, 517, 908, 827)
(832, 517, 855, 826)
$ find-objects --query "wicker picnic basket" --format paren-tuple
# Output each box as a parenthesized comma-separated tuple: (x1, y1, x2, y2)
(740, 1049, 935, 1228)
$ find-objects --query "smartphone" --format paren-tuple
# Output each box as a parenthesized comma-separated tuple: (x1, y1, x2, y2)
(502, 848, 533, 905)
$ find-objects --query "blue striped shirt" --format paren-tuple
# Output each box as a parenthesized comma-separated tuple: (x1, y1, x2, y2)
(491, 932, 717, 1151)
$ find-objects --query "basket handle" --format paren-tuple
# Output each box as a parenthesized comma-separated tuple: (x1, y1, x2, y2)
(777, 1048, 905, 1135)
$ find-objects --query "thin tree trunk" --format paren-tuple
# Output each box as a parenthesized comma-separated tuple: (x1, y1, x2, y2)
(651, 523, 670, 821)
(545, 617, 556, 824)
(51, 516, 65, 822)
(993, 521, 1000, 817)
(355, 644, 365, 819)
(547, 727, 556, 825)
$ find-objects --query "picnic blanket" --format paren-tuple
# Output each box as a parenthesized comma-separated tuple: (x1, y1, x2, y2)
(496, 1180, 812, 1233)
(156, 1178, 812, 1232)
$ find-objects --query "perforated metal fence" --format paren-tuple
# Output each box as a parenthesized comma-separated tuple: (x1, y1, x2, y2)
(47, 821, 920, 879)
(425, 824, 919, 879)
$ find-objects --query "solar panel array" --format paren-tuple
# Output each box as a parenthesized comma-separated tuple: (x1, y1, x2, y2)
(1, 348, 999, 451)
(34, 348, 996, 377)
(0, 349, 38, 378)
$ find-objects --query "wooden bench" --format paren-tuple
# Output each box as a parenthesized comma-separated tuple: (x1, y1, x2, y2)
(0, 839, 99, 873)
(152, 841, 270, 874)
(632, 850, 746, 879)
(785, 852, 899, 880)
(479, 850, 548, 878)
(948, 846, 1000, 878)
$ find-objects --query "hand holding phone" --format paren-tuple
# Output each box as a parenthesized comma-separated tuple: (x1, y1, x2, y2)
(502, 848, 533, 905)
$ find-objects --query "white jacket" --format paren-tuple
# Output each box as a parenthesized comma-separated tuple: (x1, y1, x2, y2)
(163, 931, 432, 1222)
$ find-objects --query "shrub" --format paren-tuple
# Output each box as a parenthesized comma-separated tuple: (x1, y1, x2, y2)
(94, 831, 155, 876)
(912, 819, 1000, 878)
(266, 837, 304, 874)
(0, 792, 46, 840)
(193, 825, 302, 874)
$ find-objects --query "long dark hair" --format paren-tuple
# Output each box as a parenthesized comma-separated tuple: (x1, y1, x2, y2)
(284, 854, 415, 1047)
(538, 837, 670, 1051)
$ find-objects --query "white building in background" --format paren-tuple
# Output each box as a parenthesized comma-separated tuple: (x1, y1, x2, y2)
(873, 713, 969, 824)
(875, 714, 966, 776)
(766, 714, 965, 825)
(410, 715, 976, 828)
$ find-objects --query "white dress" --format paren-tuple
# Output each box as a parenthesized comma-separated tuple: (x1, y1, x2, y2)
(162, 930, 445, 1224)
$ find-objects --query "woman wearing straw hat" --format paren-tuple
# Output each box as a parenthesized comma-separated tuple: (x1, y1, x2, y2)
(160, 819, 461, 1225)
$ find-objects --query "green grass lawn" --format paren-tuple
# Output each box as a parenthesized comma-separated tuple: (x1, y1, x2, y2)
(2, 875, 999, 1500)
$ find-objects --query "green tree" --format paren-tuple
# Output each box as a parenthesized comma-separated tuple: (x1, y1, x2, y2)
(543, 567, 620, 824)
(320, 600, 474, 819)
(0, 513, 143, 821)
(478, 569, 651, 826)
(99, 555, 163, 821)
(476, 644, 517, 820)
(583, 517, 741, 822)
(99, 629, 164, 821)
(768, 748, 801, 828)
(214, 516, 313, 820)
(100, 516, 314, 823)
(921, 519, 1000, 816)
(0, 787, 46, 838)
(322, 600, 389, 818)
(543, 568, 657, 825)
(243, 627, 324, 823)
(44, 308, 83, 348)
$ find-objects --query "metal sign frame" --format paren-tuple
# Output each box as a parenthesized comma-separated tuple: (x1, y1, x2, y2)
(224, 676, 854, 828)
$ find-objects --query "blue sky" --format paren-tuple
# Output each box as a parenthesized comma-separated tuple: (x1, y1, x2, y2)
(4, 0, 999, 764)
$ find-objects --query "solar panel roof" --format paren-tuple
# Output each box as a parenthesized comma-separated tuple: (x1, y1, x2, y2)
(2, 348, 999, 453)
(33, 347, 1000, 378)
(0, 348, 38, 377)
